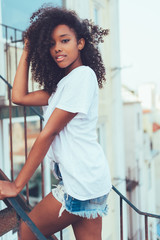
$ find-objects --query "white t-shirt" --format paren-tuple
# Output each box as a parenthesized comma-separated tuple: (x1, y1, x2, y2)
(43, 66, 112, 200)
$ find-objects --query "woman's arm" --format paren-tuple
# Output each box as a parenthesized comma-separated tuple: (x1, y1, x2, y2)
(0, 108, 77, 199)
(12, 48, 50, 106)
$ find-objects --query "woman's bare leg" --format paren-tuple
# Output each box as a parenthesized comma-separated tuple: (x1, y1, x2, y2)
(72, 216, 102, 240)
(18, 192, 81, 240)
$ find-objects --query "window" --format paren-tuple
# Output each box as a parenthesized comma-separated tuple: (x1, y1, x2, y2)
(1, 0, 64, 31)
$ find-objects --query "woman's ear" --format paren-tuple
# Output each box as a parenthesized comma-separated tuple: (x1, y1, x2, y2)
(78, 38, 85, 50)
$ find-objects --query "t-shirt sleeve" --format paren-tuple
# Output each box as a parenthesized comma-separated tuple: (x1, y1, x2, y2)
(56, 67, 97, 116)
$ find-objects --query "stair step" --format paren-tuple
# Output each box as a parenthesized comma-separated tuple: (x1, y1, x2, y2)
(0, 207, 19, 236)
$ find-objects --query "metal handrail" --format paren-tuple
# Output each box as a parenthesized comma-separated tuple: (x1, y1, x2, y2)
(0, 75, 44, 120)
(112, 185, 160, 219)
(112, 185, 160, 240)
(7, 197, 47, 240)
(0, 23, 23, 33)
(0, 169, 57, 240)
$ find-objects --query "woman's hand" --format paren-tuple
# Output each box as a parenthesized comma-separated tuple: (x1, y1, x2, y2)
(0, 181, 19, 200)
(23, 38, 29, 51)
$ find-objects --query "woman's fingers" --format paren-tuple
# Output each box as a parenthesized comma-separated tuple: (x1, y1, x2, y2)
(0, 181, 18, 200)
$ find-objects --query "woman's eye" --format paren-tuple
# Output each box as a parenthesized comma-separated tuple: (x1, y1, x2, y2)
(62, 39, 70, 43)
(50, 42, 55, 47)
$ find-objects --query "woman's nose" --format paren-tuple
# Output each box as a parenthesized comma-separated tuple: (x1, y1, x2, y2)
(55, 49, 62, 53)
(54, 43, 62, 53)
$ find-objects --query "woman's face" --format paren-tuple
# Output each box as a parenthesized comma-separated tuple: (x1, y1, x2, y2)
(50, 24, 85, 75)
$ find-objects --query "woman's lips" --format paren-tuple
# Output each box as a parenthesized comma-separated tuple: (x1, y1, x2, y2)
(56, 55, 66, 62)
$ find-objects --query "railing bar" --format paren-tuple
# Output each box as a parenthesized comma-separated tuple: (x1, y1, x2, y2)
(0, 75, 12, 89)
(8, 197, 47, 240)
(60, 230, 63, 240)
(145, 215, 148, 240)
(14, 29, 18, 69)
(0, 75, 44, 121)
(5, 26, 9, 85)
(0, 23, 23, 32)
(112, 185, 160, 219)
(40, 118, 43, 132)
(11, 39, 23, 43)
(24, 106, 29, 204)
(112, 186, 141, 214)
(30, 106, 44, 121)
(120, 197, 123, 240)
(8, 88, 14, 181)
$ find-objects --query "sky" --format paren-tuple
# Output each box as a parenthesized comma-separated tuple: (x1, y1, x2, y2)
(1, 0, 63, 30)
(119, 0, 160, 93)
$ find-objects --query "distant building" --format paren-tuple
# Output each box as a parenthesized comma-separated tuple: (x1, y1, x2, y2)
(122, 85, 157, 239)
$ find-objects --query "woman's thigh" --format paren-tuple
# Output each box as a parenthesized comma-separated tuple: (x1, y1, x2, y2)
(72, 216, 102, 240)
(18, 192, 81, 240)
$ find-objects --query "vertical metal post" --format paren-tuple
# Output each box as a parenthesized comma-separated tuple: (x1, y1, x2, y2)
(60, 230, 63, 240)
(5, 26, 9, 84)
(120, 197, 123, 240)
(145, 216, 148, 240)
(14, 29, 17, 69)
(8, 87, 14, 181)
(24, 106, 29, 204)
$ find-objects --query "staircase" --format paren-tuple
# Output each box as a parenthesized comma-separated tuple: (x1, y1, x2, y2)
(0, 169, 57, 240)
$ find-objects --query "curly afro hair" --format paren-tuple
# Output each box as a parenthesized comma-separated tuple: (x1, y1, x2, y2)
(23, 5, 109, 94)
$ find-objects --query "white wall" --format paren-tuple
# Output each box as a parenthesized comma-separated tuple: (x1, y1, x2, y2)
(65, 0, 90, 18)
(107, 0, 127, 238)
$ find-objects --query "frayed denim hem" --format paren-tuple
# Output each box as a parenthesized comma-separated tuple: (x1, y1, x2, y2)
(52, 181, 110, 219)
(65, 206, 108, 219)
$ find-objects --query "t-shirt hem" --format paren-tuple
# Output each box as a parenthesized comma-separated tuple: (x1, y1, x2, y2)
(65, 185, 112, 201)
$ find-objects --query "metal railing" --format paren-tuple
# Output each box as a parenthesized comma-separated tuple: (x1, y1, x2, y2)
(0, 74, 62, 239)
(112, 185, 160, 240)
(0, 22, 63, 239)
(0, 170, 50, 240)
(0, 74, 44, 199)
(0, 23, 23, 87)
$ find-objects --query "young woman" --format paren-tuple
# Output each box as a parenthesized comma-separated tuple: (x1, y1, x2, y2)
(0, 6, 112, 240)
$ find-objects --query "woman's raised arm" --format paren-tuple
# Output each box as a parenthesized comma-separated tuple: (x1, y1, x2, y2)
(12, 47, 50, 106)
(0, 108, 77, 199)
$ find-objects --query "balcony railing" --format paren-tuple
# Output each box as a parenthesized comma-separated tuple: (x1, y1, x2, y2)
(112, 185, 160, 240)
(0, 73, 61, 239)
(0, 23, 62, 239)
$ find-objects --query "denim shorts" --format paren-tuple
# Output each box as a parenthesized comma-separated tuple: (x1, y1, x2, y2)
(52, 181, 109, 219)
